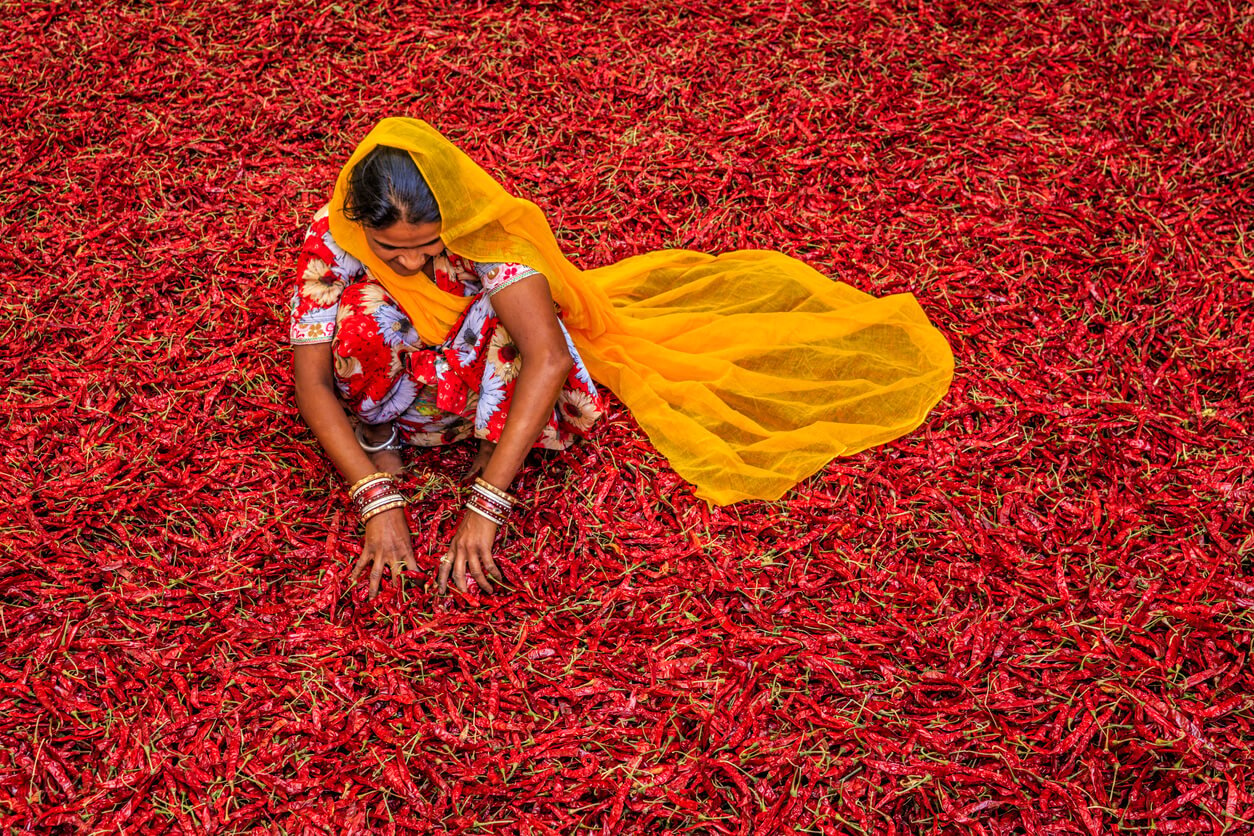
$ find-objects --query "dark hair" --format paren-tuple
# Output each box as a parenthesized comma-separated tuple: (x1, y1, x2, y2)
(342, 145, 441, 228)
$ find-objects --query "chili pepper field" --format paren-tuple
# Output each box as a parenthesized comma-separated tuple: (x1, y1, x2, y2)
(4, 0, 1252, 832)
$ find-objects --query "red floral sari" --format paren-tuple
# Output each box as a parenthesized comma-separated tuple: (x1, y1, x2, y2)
(289, 206, 604, 448)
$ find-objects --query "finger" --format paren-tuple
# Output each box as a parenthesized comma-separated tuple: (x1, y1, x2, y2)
(480, 550, 505, 585)
(468, 552, 493, 595)
(387, 550, 406, 579)
(402, 545, 418, 575)
(369, 552, 385, 599)
(350, 550, 373, 585)
(453, 553, 470, 595)
(386, 559, 404, 591)
(438, 553, 453, 595)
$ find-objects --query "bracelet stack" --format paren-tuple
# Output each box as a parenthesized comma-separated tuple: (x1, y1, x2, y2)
(349, 471, 407, 523)
(466, 477, 518, 527)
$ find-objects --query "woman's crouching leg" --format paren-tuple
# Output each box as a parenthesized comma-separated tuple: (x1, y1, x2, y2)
(474, 321, 606, 450)
(332, 281, 476, 446)
(332, 282, 423, 426)
(395, 395, 475, 447)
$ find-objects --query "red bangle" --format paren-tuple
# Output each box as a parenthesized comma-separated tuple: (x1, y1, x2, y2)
(353, 481, 399, 511)
(466, 492, 509, 522)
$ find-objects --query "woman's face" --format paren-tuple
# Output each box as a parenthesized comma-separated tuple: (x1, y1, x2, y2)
(363, 219, 444, 276)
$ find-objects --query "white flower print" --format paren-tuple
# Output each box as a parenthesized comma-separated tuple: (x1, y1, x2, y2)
(536, 421, 562, 450)
(475, 365, 507, 431)
(557, 388, 601, 431)
(322, 229, 363, 281)
(334, 353, 362, 381)
(358, 375, 419, 424)
(302, 257, 330, 284)
(456, 298, 490, 365)
(353, 282, 390, 315)
(302, 273, 346, 307)
(488, 328, 520, 383)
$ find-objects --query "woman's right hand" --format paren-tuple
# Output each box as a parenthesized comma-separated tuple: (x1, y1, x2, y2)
(349, 507, 417, 599)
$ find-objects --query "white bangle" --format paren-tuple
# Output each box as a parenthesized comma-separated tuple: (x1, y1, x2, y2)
(360, 494, 406, 518)
(471, 483, 513, 511)
(362, 501, 406, 524)
(465, 503, 505, 527)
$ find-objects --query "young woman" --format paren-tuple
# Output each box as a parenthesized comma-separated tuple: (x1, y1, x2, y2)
(291, 147, 603, 598)
(290, 118, 954, 599)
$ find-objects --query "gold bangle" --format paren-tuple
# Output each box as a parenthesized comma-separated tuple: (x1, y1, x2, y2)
(360, 492, 406, 516)
(349, 471, 393, 498)
(473, 477, 518, 506)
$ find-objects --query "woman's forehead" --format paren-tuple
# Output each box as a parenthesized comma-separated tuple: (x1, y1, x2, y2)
(369, 219, 442, 248)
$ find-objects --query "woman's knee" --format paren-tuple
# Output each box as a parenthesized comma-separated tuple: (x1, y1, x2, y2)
(332, 283, 414, 412)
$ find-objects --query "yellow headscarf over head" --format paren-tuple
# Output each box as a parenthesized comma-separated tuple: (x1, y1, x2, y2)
(329, 118, 954, 505)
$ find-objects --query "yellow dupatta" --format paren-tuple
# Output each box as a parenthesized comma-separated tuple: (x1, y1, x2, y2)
(329, 118, 954, 505)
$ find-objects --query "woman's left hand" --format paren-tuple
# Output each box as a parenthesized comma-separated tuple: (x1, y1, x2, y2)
(438, 511, 505, 595)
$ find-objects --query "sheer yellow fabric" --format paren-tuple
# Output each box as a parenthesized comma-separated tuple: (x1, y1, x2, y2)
(328, 118, 954, 505)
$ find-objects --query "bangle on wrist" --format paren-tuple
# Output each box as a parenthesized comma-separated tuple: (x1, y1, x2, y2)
(362, 497, 407, 523)
(349, 471, 406, 524)
(361, 492, 405, 514)
(471, 483, 513, 514)
(353, 481, 399, 512)
(349, 471, 393, 497)
(460, 476, 517, 529)
(465, 501, 506, 527)
(466, 489, 509, 525)
(473, 477, 518, 506)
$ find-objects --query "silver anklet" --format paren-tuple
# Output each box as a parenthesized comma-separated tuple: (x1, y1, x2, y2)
(355, 423, 401, 453)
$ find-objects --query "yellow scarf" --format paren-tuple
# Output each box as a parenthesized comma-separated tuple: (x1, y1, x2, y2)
(329, 118, 954, 505)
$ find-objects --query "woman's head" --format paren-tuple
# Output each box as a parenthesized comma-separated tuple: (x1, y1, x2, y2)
(344, 145, 444, 276)
(344, 144, 441, 228)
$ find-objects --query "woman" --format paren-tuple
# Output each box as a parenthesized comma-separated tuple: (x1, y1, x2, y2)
(291, 146, 603, 598)
(290, 118, 954, 599)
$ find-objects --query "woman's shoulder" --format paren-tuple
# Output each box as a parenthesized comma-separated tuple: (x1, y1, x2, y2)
(470, 259, 540, 297)
(302, 204, 364, 281)
(440, 253, 538, 297)
(303, 204, 332, 246)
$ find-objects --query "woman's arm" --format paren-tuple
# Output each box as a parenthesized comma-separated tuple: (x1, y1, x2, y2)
(438, 273, 573, 595)
(293, 342, 416, 596)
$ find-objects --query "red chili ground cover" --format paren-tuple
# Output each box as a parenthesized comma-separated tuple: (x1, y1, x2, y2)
(3, 0, 1252, 832)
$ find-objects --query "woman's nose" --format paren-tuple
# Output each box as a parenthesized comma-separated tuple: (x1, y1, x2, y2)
(395, 252, 425, 272)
